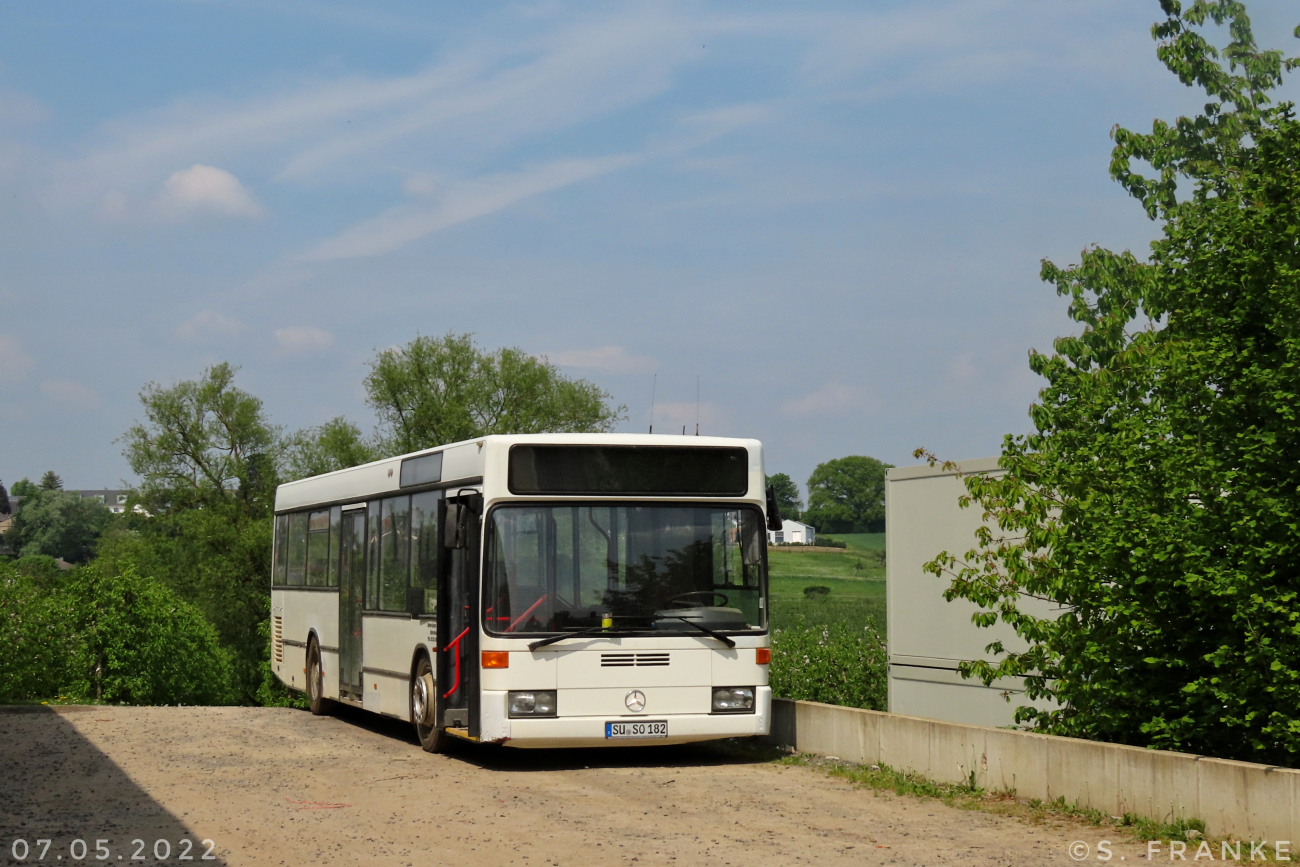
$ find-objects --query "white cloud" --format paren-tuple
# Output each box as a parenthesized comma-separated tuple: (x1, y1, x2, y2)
(41, 379, 102, 411)
(274, 325, 334, 353)
(0, 87, 49, 127)
(0, 336, 35, 386)
(299, 153, 637, 260)
(39, 1, 1157, 221)
(548, 346, 657, 375)
(948, 352, 979, 383)
(155, 164, 263, 219)
(175, 309, 248, 342)
(402, 173, 439, 198)
(780, 383, 872, 418)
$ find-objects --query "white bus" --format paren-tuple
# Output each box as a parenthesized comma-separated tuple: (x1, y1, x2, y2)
(270, 433, 779, 751)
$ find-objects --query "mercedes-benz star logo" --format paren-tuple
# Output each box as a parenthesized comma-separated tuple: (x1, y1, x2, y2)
(625, 690, 646, 713)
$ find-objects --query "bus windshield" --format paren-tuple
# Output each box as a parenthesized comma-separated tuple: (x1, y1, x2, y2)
(483, 503, 767, 636)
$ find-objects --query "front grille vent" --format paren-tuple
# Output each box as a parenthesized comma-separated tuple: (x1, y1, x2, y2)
(601, 652, 670, 667)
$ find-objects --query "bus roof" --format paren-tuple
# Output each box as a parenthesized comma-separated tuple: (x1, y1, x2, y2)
(273, 433, 764, 513)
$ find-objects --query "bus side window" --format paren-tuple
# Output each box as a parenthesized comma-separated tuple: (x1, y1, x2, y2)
(287, 512, 308, 586)
(410, 490, 441, 616)
(327, 506, 341, 587)
(273, 514, 288, 585)
(307, 510, 330, 586)
(380, 495, 411, 611)
(366, 501, 381, 608)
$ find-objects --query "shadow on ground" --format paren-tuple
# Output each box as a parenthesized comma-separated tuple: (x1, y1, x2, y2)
(0, 706, 226, 866)
(319, 701, 784, 773)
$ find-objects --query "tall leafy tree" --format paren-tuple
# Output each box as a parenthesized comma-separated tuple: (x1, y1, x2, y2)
(115, 363, 281, 702)
(926, 1, 1300, 765)
(765, 473, 803, 520)
(803, 456, 892, 533)
(0, 480, 10, 515)
(121, 362, 282, 516)
(284, 416, 377, 480)
(364, 332, 625, 453)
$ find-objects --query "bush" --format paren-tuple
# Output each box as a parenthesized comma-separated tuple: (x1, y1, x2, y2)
(0, 559, 237, 706)
(770, 620, 887, 710)
(0, 562, 78, 702)
(812, 536, 847, 548)
(69, 564, 238, 705)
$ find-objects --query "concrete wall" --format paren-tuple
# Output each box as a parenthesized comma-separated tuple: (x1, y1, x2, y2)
(770, 699, 1299, 843)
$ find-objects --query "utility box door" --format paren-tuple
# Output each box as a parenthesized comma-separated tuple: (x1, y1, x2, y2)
(886, 458, 1056, 728)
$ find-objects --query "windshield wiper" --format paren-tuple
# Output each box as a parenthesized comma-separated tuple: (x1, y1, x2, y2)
(528, 625, 652, 651)
(654, 615, 736, 648)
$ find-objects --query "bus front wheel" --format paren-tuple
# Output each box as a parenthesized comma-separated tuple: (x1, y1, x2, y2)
(307, 641, 331, 716)
(412, 655, 448, 753)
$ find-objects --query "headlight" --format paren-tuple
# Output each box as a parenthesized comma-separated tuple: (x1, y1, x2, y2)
(711, 686, 755, 713)
(508, 690, 558, 718)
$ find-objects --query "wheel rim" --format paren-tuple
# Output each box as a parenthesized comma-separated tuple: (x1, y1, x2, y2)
(309, 657, 320, 700)
(413, 677, 429, 724)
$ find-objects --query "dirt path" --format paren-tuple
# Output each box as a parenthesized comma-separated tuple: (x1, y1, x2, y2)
(0, 706, 1146, 866)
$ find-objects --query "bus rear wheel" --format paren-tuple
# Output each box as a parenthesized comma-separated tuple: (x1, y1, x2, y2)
(307, 641, 331, 716)
(412, 655, 448, 753)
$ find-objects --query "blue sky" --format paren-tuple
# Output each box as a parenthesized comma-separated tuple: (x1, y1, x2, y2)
(2, 1, 1298, 497)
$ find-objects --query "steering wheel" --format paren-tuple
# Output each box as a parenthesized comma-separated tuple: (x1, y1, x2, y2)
(664, 590, 729, 609)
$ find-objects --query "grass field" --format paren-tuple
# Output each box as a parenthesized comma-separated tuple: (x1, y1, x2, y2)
(768, 533, 886, 633)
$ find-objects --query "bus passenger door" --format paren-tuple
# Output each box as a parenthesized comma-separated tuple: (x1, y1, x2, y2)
(338, 508, 366, 701)
(436, 493, 482, 736)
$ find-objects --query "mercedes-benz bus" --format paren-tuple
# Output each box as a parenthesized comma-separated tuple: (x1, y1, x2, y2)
(269, 434, 778, 751)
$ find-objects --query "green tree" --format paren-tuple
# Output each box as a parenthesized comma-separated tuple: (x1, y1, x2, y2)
(121, 362, 282, 516)
(4, 487, 113, 563)
(70, 563, 236, 705)
(0, 480, 10, 515)
(765, 473, 803, 520)
(39, 471, 62, 491)
(0, 560, 78, 702)
(364, 332, 625, 453)
(803, 456, 893, 533)
(925, 1, 1300, 765)
(0, 558, 235, 705)
(284, 416, 377, 480)
(114, 362, 280, 702)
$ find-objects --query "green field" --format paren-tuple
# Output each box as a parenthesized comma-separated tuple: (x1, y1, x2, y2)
(767, 533, 886, 633)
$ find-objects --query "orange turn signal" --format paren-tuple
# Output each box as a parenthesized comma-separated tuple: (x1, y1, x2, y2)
(756, 647, 771, 665)
(481, 650, 509, 669)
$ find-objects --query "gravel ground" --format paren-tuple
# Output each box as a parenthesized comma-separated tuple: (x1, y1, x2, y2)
(0, 705, 1148, 866)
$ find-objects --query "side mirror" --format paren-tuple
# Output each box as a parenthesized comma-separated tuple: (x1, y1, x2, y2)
(764, 485, 784, 532)
(444, 503, 467, 549)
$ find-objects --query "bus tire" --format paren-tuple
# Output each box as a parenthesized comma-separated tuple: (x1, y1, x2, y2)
(307, 640, 331, 716)
(412, 655, 448, 753)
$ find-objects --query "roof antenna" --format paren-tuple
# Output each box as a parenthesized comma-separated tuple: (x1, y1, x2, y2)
(648, 374, 657, 434)
(695, 375, 700, 436)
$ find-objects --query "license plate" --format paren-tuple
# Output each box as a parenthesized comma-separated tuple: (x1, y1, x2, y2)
(605, 720, 668, 739)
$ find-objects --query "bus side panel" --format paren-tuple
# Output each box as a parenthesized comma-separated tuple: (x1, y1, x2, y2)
(362, 616, 433, 719)
(278, 589, 340, 695)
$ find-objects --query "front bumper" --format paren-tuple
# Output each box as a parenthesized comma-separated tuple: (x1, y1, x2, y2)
(480, 686, 772, 748)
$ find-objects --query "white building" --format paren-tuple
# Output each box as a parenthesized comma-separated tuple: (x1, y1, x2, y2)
(767, 518, 816, 545)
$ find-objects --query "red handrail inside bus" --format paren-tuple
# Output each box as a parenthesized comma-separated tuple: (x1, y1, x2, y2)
(441, 625, 472, 699)
(505, 594, 547, 633)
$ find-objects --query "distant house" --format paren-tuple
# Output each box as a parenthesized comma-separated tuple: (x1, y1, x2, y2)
(768, 518, 816, 545)
(75, 489, 133, 515)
